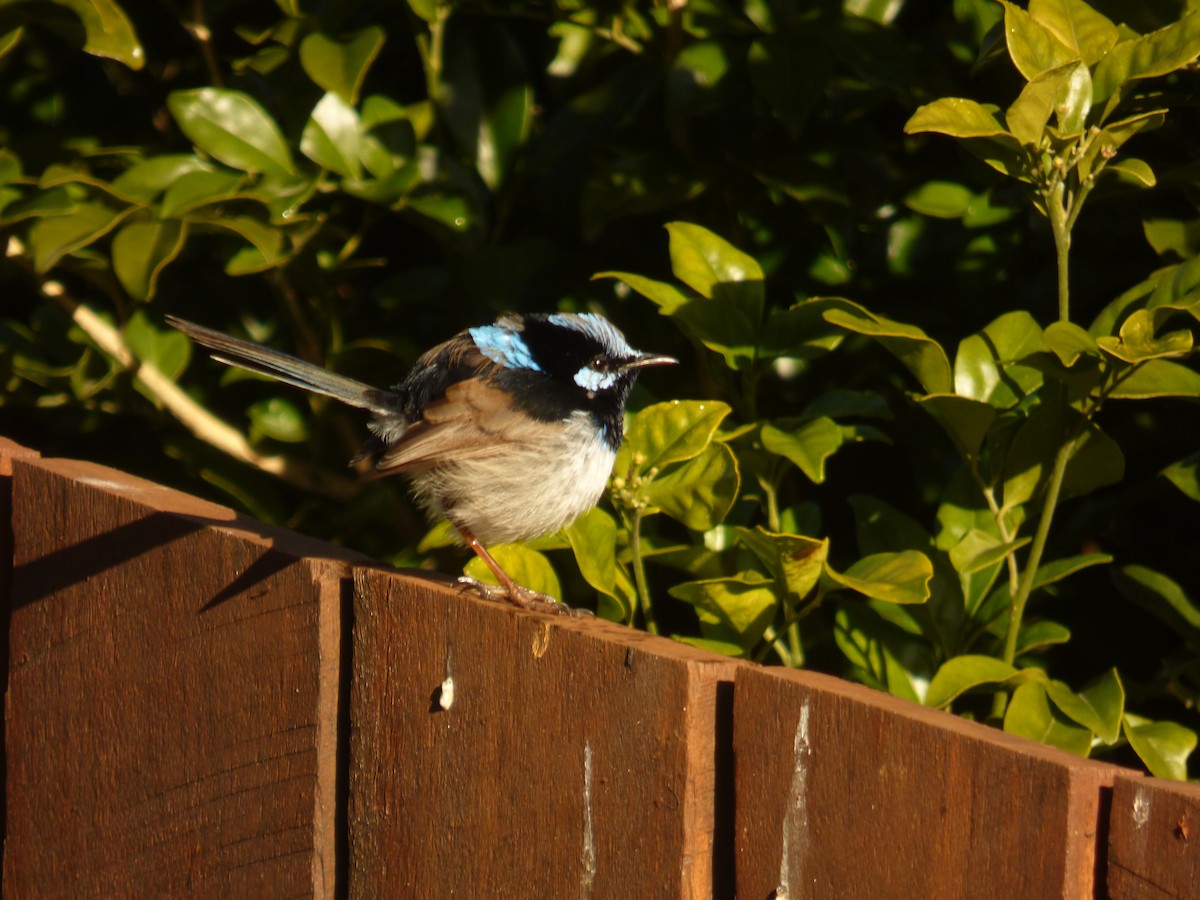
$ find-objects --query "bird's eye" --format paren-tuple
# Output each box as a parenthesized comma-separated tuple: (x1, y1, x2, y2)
(590, 354, 610, 371)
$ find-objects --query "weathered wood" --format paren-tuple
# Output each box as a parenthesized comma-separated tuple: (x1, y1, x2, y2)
(734, 665, 1121, 899)
(348, 566, 740, 898)
(1108, 773, 1200, 898)
(5, 457, 356, 897)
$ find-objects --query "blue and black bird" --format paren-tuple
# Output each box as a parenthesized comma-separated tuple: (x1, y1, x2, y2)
(166, 312, 675, 613)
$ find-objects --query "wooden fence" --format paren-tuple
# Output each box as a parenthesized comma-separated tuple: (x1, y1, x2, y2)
(2, 434, 1197, 898)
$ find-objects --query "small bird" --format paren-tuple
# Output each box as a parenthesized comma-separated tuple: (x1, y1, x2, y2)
(166, 312, 676, 614)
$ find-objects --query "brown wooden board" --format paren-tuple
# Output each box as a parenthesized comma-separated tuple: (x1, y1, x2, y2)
(1108, 773, 1200, 898)
(1, 437, 41, 870)
(348, 567, 741, 898)
(5, 457, 357, 897)
(734, 665, 1123, 900)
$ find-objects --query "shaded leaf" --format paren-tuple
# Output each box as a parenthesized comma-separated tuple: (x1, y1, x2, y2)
(168, 88, 295, 177)
(299, 27, 385, 105)
(112, 218, 187, 300)
(761, 418, 844, 483)
(30, 202, 131, 271)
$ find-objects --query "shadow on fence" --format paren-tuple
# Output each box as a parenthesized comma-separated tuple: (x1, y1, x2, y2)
(2, 436, 1197, 898)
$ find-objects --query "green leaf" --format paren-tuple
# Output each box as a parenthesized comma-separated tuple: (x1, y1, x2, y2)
(948, 528, 1030, 576)
(301, 92, 364, 179)
(298, 27, 385, 105)
(1043, 321, 1098, 367)
(1016, 619, 1071, 655)
(111, 218, 187, 300)
(1002, 405, 1123, 509)
(1050, 669, 1123, 744)
(810, 297, 953, 394)
(1123, 716, 1197, 781)
(824, 550, 933, 605)
(1143, 218, 1200, 260)
(955, 310, 1046, 407)
(168, 88, 296, 177)
(1078, 110, 1166, 183)
(0, 26, 23, 59)
(1029, 0, 1118, 65)
(1106, 158, 1156, 188)
(914, 394, 997, 457)
(464, 544, 562, 601)
(1107, 359, 1200, 398)
(1093, 12, 1200, 104)
(158, 170, 243, 217)
(123, 309, 191, 382)
(926, 655, 1020, 708)
(44, 0, 144, 69)
(669, 572, 779, 645)
(1001, 1, 1075, 80)
(760, 418, 844, 483)
(29, 202, 131, 272)
(736, 527, 829, 600)
(112, 155, 215, 202)
(644, 443, 739, 531)
(617, 399, 731, 476)
(1112, 565, 1200, 645)
(904, 97, 1010, 138)
(903, 181, 975, 218)
(1162, 453, 1200, 502)
(594, 271, 692, 314)
(247, 396, 308, 443)
(1097, 308, 1192, 363)
(1004, 681, 1093, 756)
(1006, 62, 1090, 145)
(194, 213, 285, 271)
(564, 507, 623, 611)
(666, 221, 764, 319)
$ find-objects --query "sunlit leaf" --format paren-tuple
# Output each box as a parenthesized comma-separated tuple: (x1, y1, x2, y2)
(464, 544, 562, 600)
(617, 399, 731, 476)
(926, 655, 1021, 707)
(1093, 12, 1200, 104)
(168, 88, 296, 177)
(299, 27, 385, 105)
(824, 550, 933, 605)
(30, 202, 131, 272)
(905, 97, 1009, 138)
(644, 443, 739, 531)
(669, 572, 778, 645)
(1004, 681, 1093, 756)
(301, 92, 364, 179)
(1123, 716, 1197, 781)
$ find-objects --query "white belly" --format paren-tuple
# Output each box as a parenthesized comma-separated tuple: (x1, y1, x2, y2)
(410, 411, 617, 545)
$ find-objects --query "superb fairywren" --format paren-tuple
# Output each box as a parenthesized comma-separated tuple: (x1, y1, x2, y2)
(166, 312, 676, 613)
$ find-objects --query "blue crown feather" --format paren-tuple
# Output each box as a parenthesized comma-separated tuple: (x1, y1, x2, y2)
(469, 324, 542, 372)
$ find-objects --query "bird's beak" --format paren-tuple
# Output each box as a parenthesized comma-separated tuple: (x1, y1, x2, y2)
(622, 353, 678, 371)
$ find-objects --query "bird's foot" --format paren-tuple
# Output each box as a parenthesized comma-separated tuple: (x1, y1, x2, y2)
(454, 576, 593, 617)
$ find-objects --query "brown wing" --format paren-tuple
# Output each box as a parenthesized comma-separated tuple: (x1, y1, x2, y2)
(370, 379, 540, 475)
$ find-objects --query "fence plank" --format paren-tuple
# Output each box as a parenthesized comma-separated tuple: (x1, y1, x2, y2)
(348, 566, 739, 898)
(734, 665, 1121, 899)
(5, 457, 356, 898)
(1, 438, 41, 867)
(1108, 773, 1200, 898)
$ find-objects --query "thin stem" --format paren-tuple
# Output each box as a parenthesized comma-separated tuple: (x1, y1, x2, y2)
(627, 507, 657, 634)
(1047, 182, 1071, 323)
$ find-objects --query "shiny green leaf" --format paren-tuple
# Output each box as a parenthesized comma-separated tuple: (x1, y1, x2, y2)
(760, 418, 844, 483)
(112, 155, 215, 202)
(565, 507, 623, 611)
(1043, 321, 1098, 367)
(926, 655, 1020, 708)
(644, 443, 739, 531)
(159, 170, 243, 217)
(955, 310, 1046, 407)
(1006, 61, 1089, 145)
(618, 399, 731, 476)
(1016, 620, 1071, 655)
(903, 181, 975, 218)
(825, 550, 933, 605)
(1123, 716, 1197, 781)
(1001, 1, 1075, 80)
(1097, 308, 1192, 362)
(736, 527, 828, 599)
(1004, 681, 1093, 756)
(301, 92, 364, 179)
(914, 394, 997, 457)
(905, 97, 1009, 138)
(168, 88, 295, 177)
(1078, 110, 1166, 183)
(1029, 0, 1118, 65)
(1093, 12, 1200, 104)
(299, 27, 385, 105)
(669, 572, 778, 644)
(1107, 359, 1200, 398)
(813, 297, 953, 394)
(594, 271, 692, 314)
(464, 544, 562, 601)
(30, 202, 131, 272)
(112, 218, 187, 300)
(44, 0, 144, 69)
(948, 529, 1030, 576)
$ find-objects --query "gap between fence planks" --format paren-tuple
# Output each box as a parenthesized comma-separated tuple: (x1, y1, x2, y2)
(2, 437, 1197, 898)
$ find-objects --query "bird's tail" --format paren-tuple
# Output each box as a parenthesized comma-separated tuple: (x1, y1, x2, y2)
(166, 316, 401, 414)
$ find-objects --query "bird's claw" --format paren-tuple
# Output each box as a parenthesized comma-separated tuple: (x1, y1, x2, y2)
(454, 576, 593, 617)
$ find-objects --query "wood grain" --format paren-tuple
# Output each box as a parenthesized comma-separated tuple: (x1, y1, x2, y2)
(1108, 773, 1200, 898)
(348, 566, 741, 898)
(5, 457, 357, 897)
(734, 665, 1122, 900)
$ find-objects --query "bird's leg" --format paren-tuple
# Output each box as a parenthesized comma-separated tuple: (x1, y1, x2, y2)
(452, 522, 590, 617)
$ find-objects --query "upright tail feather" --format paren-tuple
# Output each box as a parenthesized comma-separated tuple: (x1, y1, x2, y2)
(166, 316, 402, 414)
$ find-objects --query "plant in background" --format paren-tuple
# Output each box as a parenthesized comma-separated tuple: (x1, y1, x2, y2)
(2, 0, 1198, 779)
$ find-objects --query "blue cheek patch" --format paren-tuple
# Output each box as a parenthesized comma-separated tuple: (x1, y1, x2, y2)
(469, 325, 541, 371)
(574, 366, 618, 392)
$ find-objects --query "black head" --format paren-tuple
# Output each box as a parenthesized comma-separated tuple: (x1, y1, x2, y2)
(469, 313, 675, 449)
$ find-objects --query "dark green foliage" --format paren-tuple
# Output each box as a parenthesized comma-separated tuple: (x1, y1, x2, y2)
(2, 0, 1198, 777)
